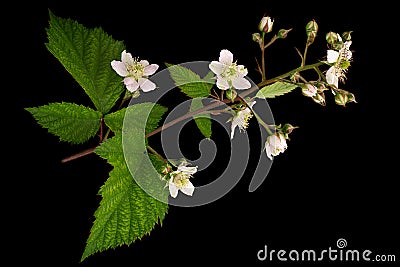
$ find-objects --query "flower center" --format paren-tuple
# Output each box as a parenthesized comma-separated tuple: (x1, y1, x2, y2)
(221, 62, 245, 80)
(173, 173, 190, 189)
(241, 112, 253, 129)
(127, 59, 145, 79)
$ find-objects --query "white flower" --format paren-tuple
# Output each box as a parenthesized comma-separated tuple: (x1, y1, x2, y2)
(326, 40, 352, 88)
(168, 161, 198, 198)
(111, 50, 159, 93)
(209, 49, 251, 90)
(228, 101, 256, 139)
(265, 132, 288, 160)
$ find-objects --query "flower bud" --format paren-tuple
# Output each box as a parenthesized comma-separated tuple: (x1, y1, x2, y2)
(277, 28, 292, 39)
(258, 16, 274, 33)
(281, 123, 298, 139)
(334, 89, 357, 106)
(306, 20, 318, 45)
(161, 164, 172, 175)
(312, 92, 326, 106)
(301, 83, 318, 97)
(252, 32, 261, 43)
(326, 31, 339, 44)
(226, 89, 238, 102)
(342, 31, 352, 41)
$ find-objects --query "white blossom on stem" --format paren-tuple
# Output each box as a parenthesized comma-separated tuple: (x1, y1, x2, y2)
(209, 49, 251, 90)
(111, 50, 159, 93)
(265, 132, 288, 160)
(228, 101, 256, 139)
(168, 161, 198, 198)
(326, 39, 352, 88)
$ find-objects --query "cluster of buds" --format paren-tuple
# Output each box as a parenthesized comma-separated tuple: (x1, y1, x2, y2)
(326, 31, 352, 50)
(252, 16, 291, 45)
(300, 81, 329, 106)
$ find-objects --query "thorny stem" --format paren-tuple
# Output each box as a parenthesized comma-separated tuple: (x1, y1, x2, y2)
(61, 61, 325, 163)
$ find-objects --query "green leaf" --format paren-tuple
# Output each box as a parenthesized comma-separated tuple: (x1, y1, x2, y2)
(190, 98, 212, 139)
(82, 103, 169, 261)
(144, 104, 168, 134)
(166, 63, 212, 98)
(103, 108, 127, 133)
(25, 102, 102, 144)
(45, 10, 126, 114)
(256, 81, 298, 99)
(103, 104, 167, 134)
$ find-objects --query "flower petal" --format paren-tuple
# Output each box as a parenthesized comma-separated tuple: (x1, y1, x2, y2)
(144, 64, 159, 76)
(219, 49, 233, 65)
(230, 119, 239, 139)
(326, 67, 338, 87)
(237, 65, 248, 76)
(327, 50, 339, 63)
(248, 100, 256, 108)
(209, 61, 225, 75)
(111, 60, 129, 77)
(121, 50, 134, 65)
(232, 77, 251, 90)
(216, 76, 230, 90)
(180, 182, 195, 196)
(140, 59, 149, 67)
(169, 182, 179, 198)
(178, 166, 198, 175)
(265, 140, 273, 160)
(139, 78, 157, 92)
(124, 77, 139, 92)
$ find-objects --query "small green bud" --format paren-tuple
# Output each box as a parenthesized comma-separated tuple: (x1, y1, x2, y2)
(226, 89, 238, 102)
(161, 164, 172, 175)
(306, 20, 318, 45)
(281, 123, 298, 139)
(277, 28, 292, 39)
(326, 31, 339, 44)
(312, 92, 326, 106)
(334, 89, 357, 106)
(258, 16, 274, 33)
(252, 32, 261, 43)
(306, 19, 318, 33)
(342, 31, 352, 41)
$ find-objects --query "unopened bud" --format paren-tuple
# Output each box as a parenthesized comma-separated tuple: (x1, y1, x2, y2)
(326, 31, 339, 44)
(258, 16, 274, 33)
(161, 164, 172, 175)
(312, 92, 326, 106)
(306, 20, 318, 44)
(281, 123, 298, 139)
(342, 31, 352, 41)
(252, 32, 261, 43)
(334, 89, 357, 106)
(277, 28, 292, 39)
(226, 89, 237, 102)
(301, 83, 318, 97)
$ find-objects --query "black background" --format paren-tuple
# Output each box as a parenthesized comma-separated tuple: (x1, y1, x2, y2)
(8, 0, 399, 266)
